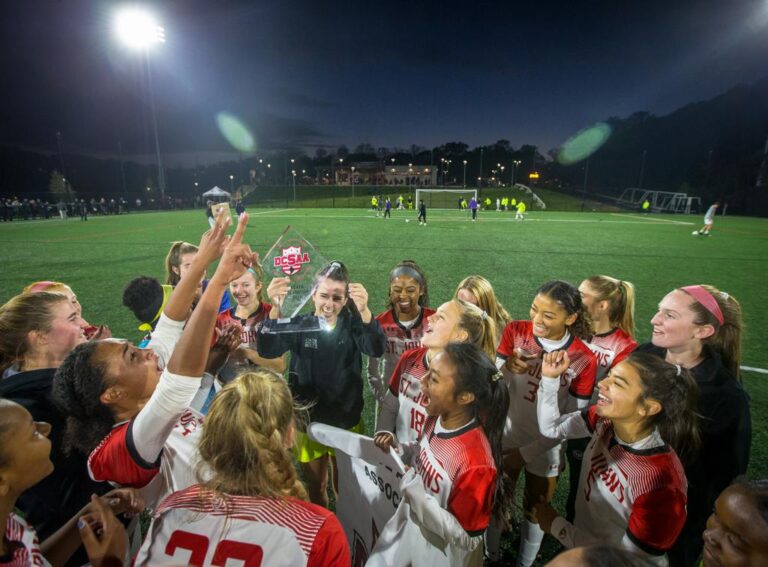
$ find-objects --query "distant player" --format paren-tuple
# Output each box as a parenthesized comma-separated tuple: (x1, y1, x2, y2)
(470, 196, 479, 221)
(407, 194, 413, 209)
(516, 200, 526, 220)
(418, 199, 427, 225)
(484, 197, 492, 209)
(694, 202, 719, 236)
(383, 197, 391, 218)
(371, 195, 379, 216)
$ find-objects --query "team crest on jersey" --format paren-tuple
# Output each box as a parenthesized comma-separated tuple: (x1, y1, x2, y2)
(274, 246, 311, 275)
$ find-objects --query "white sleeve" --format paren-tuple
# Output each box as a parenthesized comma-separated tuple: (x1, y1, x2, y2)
(146, 314, 185, 369)
(550, 518, 667, 566)
(375, 390, 399, 433)
(130, 370, 202, 464)
(367, 356, 386, 404)
(536, 376, 591, 440)
(400, 469, 483, 551)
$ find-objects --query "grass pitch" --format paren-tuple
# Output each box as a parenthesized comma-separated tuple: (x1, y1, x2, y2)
(1, 206, 766, 563)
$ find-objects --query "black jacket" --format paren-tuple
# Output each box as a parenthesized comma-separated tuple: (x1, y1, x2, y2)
(258, 310, 386, 429)
(635, 343, 751, 564)
(0, 368, 108, 541)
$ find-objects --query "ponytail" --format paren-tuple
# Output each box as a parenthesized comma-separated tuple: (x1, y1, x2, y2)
(453, 298, 497, 359)
(164, 241, 199, 286)
(681, 285, 742, 381)
(628, 352, 701, 465)
(454, 275, 512, 337)
(442, 342, 511, 521)
(536, 280, 593, 339)
(584, 275, 636, 339)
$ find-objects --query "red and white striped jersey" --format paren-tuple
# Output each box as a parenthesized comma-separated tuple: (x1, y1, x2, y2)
(87, 407, 206, 507)
(412, 416, 496, 535)
(584, 328, 637, 382)
(214, 302, 271, 347)
(369, 308, 434, 392)
(389, 347, 430, 444)
(497, 321, 597, 448)
(1, 513, 48, 567)
(134, 484, 350, 567)
(571, 406, 688, 557)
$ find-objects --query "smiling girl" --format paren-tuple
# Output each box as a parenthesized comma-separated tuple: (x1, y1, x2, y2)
(375, 298, 497, 445)
(488, 280, 597, 567)
(258, 261, 387, 508)
(533, 351, 698, 565)
(368, 260, 434, 403)
(369, 342, 509, 567)
(636, 284, 751, 567)
(454, 275, 511, 346)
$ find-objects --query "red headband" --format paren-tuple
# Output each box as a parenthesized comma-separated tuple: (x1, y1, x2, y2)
(28, 281, 57, 293)
(680, 285, 724, 326)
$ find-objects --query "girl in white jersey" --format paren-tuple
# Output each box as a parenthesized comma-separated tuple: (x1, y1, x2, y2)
(375, 298, 497, 445)
(369, 342, 510, 567)
(134, 369, 350, 566)
(566, 276, 638, 520)
(454, 275, 511, 348)
(487, 280, 597, 567)
(368, 260, 434, 404)
(52, 213, 256, 507)
(534, 351, 700, 565)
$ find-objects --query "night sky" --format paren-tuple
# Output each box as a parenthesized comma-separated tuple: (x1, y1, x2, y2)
(1, 0, 766, 165)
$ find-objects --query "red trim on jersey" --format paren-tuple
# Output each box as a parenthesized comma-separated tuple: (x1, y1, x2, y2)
(376, 307, 435, 339)
(388, 346, 429, 396)
(87, 421, 159, 488)
(213, 302, 271, 347)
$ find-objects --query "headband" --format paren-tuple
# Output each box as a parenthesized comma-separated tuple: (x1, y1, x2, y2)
(390, 266, 424, 284)
(138, 285, 174, 332)
(28, 281, 58, 293)
(680, 285, 724, 326)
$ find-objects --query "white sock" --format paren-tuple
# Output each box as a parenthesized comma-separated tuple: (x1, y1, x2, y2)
(516, 519, 544, 567)
(484, 522, 502, 561)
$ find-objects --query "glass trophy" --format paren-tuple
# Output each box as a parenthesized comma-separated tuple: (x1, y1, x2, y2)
(260, 225, 330, 334)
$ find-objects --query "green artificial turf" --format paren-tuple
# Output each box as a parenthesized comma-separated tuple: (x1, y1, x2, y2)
(1, 206, 766, 564)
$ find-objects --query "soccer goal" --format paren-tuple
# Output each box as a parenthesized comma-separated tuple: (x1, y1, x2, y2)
(415, 188, 478, 210)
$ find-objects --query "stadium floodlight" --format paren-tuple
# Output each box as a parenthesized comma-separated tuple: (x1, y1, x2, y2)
(114, 8, 165, 49)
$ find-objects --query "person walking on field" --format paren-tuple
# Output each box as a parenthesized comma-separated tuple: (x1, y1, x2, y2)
(418, 200, 427, 225)
(470, 196, 479, 221)
(694, 202, 719, 236)
(384, 197, 391, 219)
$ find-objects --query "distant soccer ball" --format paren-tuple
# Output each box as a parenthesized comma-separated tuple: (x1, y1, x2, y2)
(405, 219, 410, 223)
(692, 231, 699, 235)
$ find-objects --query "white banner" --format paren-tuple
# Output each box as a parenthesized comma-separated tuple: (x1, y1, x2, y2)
(307, 424, 405, 566)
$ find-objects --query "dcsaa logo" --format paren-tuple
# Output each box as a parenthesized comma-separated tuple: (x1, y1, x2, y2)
(274, 246, 310, 275)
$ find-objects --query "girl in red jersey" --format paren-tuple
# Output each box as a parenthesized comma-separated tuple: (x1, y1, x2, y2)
(368, 260, 434, 404)
(209, 265, 286, 381)
(134, 369, 350, 566)
(534, 351, 700, 566)
(375, 298, 497, 445)
(488, 280, 597, 567)
(565, 276, 638, 521)
(637, 284, 750, 567)
(369, 342, 510, 567)
(52, 213, 257, 508)
(454, 275, 511, 347)
(0, 399, 143, 567)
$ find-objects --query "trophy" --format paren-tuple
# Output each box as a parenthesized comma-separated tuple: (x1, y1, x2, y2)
(260, 225, 330, 333)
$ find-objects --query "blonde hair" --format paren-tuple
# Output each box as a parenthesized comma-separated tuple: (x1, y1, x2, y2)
(584, 275, 636, 339)
(198, 370, 307, 500)
(455, 276, 511, 339)
(0, 292, 69, 371)
(682, 285, 743, 381)
(22, 281, 72, 295)
(453, 298, 498, 359)
(164, 241, 199, 286)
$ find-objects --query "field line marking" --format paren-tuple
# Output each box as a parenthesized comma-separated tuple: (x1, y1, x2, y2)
(610, 213, 694, 226)
(741, 365, 768, 375)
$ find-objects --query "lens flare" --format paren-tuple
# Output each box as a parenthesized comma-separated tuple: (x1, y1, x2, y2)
(216, 112, 256, 153)
(557, 122, 612, 165)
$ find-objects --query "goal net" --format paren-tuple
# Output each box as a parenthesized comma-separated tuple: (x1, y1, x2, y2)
(415, 188, 478, 210)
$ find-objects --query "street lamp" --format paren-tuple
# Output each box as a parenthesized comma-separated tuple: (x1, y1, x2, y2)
(463, 160, 467, 187)
(114, 7, 167, 201)
(229, 174, 234, 193)
(512, 160, 522, 186)
(291, 170, 297, 202)
(351, 166, 356, 198)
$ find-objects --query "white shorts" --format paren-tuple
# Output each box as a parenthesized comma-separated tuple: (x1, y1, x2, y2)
(502, 427, 565, 478)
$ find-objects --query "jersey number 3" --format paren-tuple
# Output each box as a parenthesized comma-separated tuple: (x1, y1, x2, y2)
(166, 530, 263, 566)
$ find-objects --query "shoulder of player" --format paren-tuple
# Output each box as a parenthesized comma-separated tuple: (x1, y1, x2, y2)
(375, 309, 397, 325)
(567, 336, 598, 360)
(402, 345, 428, 363)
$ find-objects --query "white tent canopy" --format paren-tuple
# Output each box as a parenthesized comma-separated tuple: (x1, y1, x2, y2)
(202, 186, 231, 199)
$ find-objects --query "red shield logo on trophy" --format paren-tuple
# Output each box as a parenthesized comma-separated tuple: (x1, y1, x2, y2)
(274, 245, 311, 275)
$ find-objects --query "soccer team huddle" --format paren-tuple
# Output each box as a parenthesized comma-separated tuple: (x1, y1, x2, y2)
(0, 210, 762, 567)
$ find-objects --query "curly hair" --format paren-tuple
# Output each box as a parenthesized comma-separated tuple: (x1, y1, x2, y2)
(122, 276, 164, 324)
(536, 280, 593, 339)
(197, 370, 308, 500)
(51, 341, 115, 455)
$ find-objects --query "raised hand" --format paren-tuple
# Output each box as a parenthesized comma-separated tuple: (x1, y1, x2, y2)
(210, 213, 258, 285)
(348, 283, 369, 312)
(196, 208, 232, 266)
(541, 350, 570, 378)
(266, 277, 291, 310)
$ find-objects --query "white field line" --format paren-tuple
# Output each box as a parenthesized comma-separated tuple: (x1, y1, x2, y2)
(610, 213, 694, 226)
(741, 366, 768, 375)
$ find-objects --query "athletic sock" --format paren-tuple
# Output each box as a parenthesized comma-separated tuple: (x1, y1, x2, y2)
(484, 523, 502, 562)
(516, 519, 544, 567)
